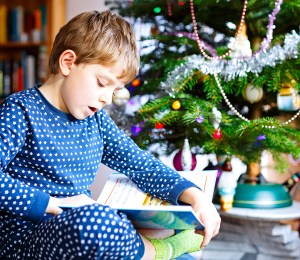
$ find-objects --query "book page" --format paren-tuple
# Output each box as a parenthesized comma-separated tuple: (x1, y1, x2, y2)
(98, 170, 217, 207)
(97, 175, 169, 207)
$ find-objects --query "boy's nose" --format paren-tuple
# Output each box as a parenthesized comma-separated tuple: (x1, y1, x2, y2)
(99, 93, 113, 106)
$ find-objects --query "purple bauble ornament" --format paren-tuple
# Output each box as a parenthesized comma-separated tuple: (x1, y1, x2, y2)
(173, 150, 197, 171)
(195, 115, 204, 124)
(131, 124, 142, 137)
(257, 134, 266, 141)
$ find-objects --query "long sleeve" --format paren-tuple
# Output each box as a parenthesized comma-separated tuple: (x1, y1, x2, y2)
(98, 110, 198, 205)
(0, 98, 50, 223)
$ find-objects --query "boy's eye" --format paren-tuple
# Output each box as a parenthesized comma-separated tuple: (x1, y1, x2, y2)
(97, 80, 105, 87)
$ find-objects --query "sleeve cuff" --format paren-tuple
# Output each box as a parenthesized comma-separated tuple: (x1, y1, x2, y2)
(25, 190, 50, 223)
(168, 180, 200, 205)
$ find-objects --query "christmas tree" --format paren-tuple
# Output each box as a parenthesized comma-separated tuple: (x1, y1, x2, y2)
(105, 0, 300, 183)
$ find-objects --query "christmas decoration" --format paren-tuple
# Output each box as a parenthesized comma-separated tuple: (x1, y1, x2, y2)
(105, 1, 300, 203)
(131, 78, 141, 87)
(211, 107, 222, 129)
(212, 129, 222, 140)
(277, 84, 300, 111)
(171, 100, 181, 110)
(231, 24, 252, 58)
(218, 157, 236, 211)
(173, 138, 197, 171)
(131, 124, 142, 136)
(190, 0, 248, 60)
(155, 122, 164, 129)
(242, 84, 264, 104)
(112, 87, 130, 106)
(195, 114, 204, 124)
(214, 73, 300, 127)
(153, 6, 161, 14)
(257, 134, 266, 141)
(162, 31, 300, 88)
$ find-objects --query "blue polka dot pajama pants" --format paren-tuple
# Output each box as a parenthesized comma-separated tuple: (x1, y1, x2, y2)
(0, 204, 145, 259)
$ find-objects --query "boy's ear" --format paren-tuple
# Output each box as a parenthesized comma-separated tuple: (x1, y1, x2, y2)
(59, 50, 77, 76)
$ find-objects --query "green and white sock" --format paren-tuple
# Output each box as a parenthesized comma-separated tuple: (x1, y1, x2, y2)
(149, 230, 204, 260)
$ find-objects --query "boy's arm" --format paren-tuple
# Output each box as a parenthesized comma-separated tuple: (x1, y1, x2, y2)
(0, 99, 50, 223)
(98, 110, 198, 204)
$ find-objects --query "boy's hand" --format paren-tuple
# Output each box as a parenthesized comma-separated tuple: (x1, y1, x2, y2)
(46, 196, 63, 215)
(179, 187, 221, 249)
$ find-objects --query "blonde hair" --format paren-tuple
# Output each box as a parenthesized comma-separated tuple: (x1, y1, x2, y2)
(49, 10, 139, 84)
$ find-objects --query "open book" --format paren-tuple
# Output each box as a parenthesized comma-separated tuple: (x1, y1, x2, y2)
(97, 170, 217, 230)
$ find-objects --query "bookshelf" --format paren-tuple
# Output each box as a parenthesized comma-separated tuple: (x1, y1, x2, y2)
(0, 0, 66, 97)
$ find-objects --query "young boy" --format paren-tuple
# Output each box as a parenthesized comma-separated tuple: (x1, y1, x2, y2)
(0, 10, 220, 259)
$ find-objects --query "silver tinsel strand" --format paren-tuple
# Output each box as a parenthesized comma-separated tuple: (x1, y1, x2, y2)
(161, 31, 300, 95)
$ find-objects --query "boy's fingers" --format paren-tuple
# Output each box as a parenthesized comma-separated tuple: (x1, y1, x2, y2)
(51, 206, 63, 215)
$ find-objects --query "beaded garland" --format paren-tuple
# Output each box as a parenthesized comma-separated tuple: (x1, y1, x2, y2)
(190, 0, 248, 60)
(190, 0, 283, 59)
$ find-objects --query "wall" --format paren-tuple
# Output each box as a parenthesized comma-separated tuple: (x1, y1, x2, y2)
(66, 0, 107, 21)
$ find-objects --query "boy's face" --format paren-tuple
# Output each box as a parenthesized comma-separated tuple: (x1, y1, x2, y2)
(60, 62, 125, 120)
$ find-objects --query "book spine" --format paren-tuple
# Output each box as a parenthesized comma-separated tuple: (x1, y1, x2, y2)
(32, 8, 41, 42)
(11, 60, 19, 93)
(3, 60, 11, 97)
(40, 4, 47, 42)
(17, 62, 24, 92)
(11, 7, 18, 42)
(0, 61, 4, 98)
(26, 55, 35, 89)
(0, 5, 7, 42)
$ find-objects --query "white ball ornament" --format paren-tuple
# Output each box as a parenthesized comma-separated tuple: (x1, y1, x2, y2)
(112, 88, 130, 106)
(242, 84, 264, 104)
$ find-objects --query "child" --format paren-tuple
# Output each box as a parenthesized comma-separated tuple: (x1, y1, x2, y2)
(0, 10, 220, 259)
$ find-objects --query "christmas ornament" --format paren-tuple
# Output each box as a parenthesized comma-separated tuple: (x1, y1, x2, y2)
(131, 124, 142, 137)
(277, 84, 300, 111)
(218, 156, 237, 211)
(173, 138, 197, 171)
(242, 84, 264, 104)
(166, 0, 172, 16)
(231, 24, 252, 58)
(211, 107, 222, 129)
(213, 129, 222, 139)
(112, 87, 130, 106)
(155, 122, 164, 129)
(131, 78, 141, 87)
(153, 6, 161, 13)
(151, 26, 159, 36)
(222, 156, 233, 172)
(254, 134, 266, 147)
(257, 134, 266, 141)
(195, 114, 204, 124)
(172, 100, 181, 110)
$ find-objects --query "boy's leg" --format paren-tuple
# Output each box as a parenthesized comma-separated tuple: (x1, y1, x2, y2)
(1, 204, 145, 259)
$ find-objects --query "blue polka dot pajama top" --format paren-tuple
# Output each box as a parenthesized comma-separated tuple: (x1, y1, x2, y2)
(0, 86, 198, 259)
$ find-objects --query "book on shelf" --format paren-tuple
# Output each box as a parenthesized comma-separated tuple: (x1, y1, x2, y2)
(59, 170, 217, 230)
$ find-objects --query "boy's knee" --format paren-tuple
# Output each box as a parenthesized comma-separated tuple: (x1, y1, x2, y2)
(60, 204, 144, 258)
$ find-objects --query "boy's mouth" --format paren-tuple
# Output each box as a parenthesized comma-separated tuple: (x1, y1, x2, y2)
(88, 106, 98, 113)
